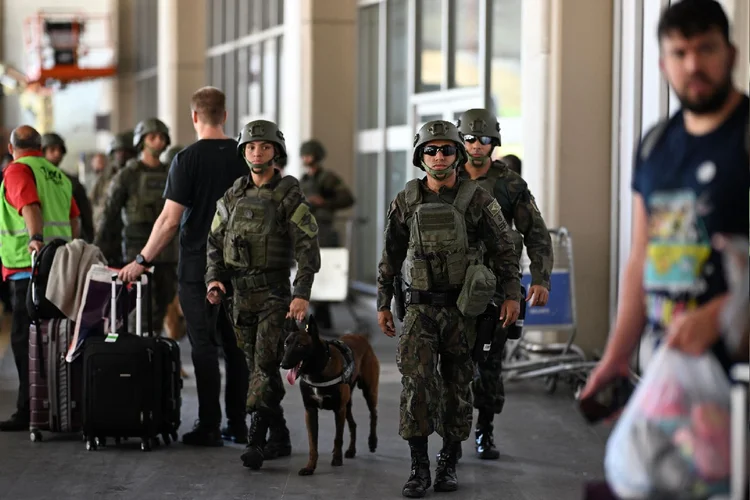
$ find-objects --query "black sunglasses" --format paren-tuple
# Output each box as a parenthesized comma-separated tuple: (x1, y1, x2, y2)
(464, 135, 494, 145)
(423, 145, 458, 156)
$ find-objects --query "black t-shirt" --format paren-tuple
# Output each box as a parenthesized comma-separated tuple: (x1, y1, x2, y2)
(163, 138, 247, 282)
(632, 95, 749, 334)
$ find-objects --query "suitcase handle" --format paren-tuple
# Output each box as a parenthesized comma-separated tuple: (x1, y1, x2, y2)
(109, 272, 154, 337)
(30, 250, 46, 380)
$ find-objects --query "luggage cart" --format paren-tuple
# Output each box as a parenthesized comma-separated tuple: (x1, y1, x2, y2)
(290, 216, 371, 337)
(502, 227, 597, 396)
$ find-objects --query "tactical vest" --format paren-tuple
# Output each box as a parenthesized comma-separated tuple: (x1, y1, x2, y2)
(401, 179, 482, 291)
(474, 164, 523, 254)
(121, 161, 177, 262)
(0, 156, 73, 269)
(223, 176, 297, 271)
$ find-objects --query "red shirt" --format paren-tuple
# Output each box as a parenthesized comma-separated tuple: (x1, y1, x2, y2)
(2, 151, 80, 280)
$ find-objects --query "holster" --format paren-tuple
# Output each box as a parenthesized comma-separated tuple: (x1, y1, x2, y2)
(473, 302, 499, 363)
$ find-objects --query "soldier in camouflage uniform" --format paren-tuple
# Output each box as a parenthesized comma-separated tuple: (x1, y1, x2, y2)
(205, 119, 321, 471)
(94, 119, 178, 332)
(91, 131, 137, 244)
(456, 108, 553, 460)
(41, 132, 95, 243)
(377, 120, 521, 497)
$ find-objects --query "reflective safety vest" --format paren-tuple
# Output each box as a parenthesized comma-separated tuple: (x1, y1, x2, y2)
(0, 156, 73, 268)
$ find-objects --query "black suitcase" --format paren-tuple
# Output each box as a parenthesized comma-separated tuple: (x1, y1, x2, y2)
(82, 273, 163, 451)
(155, 335, 182, 445)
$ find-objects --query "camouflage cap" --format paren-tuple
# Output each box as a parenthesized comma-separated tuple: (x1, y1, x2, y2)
(41, 132, 67, 155)
(237, 119, 287, 162)
(456, 108, 501, 146)
(411, 120, 468, 168)
(133, 118, 171, 150)
(299, 139, 326, 161)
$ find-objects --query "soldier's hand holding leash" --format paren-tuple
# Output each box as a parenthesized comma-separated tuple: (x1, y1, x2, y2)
(206, 281, 226, 305)
(287, 298, 309, 322)
(378, 310, 396, 337)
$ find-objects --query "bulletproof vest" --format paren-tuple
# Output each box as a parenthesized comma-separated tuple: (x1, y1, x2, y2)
(223, 176, 297, 271)
(401, 179, 482, 291)
(300, 170, 334, 223)
(122, 161, 177, 262)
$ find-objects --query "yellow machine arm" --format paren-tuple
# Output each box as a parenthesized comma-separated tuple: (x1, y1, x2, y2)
(0, 62, 53, 133)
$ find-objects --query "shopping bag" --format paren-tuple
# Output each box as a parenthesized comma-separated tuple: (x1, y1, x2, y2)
(604, 345, 732, 499)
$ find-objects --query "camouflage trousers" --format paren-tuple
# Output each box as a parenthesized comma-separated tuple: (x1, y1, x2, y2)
(128, 264, 178, 335)
(397, 304, 474, 441)
(472, 325, 508, 415)
(232, 298, 289, 415)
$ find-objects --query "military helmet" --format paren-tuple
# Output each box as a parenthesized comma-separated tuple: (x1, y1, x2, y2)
(161, 145, 183, 166)
(41, 132, 67, 155)
(456, 108, 502, 147)
(133, 118, 171, 150)
(299, 139, 326, 162)
(107, 130, 136, 156)
(412, 120, 468, 169)
(236, 119, 287, 162)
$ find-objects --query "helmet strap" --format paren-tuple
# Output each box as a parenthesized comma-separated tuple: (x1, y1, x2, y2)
(421, 159, 458, 180)
(469, 154, 491, 167)
(245, 158, 274, 173)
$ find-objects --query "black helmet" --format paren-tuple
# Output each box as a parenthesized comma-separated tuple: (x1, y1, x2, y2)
(236, 120, 287, 163)
(412, 120, 468, 173)
(299, 139, 326, 162)
(133, 118, 171, 151)
(41, 132, 67, 155)
(456, 108, 502, 147)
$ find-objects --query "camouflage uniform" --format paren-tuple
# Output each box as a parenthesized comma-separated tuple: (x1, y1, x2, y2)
(91, 131, 136, 247)
(41, 132, 95, 243)
(94, 119, 178, 333)
(299, 140, 355, 247)
(377, 120, 520, 496)
(457, 108, 553, 459)
(205, 120, 321, 470)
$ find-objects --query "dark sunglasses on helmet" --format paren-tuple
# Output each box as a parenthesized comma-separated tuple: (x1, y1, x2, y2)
(464, 135, 494, 145)
(423, 145, 458, 157)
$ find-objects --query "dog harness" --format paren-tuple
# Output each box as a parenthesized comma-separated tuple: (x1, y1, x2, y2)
(301, 340, 356, 388)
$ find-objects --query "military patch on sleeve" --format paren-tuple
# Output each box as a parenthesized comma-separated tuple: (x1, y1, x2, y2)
(487, 199, 502, 218)
(291, 203, 319, 238)
(210, 211, 222, 232)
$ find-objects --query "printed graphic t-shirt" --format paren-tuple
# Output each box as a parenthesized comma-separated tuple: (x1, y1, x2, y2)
(632, 95, 749, 334)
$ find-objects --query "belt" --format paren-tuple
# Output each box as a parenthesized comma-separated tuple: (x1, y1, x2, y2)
(233, 269, 290, 290)
(405, 290, 460, 307)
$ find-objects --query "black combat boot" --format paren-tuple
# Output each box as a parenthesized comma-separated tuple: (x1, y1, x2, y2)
(438, 438, 463, 463)
(240, 411, 269, 470)
(402, 437, 431, 498)
(221, 419, 248, 444)
(474, 411, 500, 460)
(263, 409, 292, 459)
(434, 440, 459, 492)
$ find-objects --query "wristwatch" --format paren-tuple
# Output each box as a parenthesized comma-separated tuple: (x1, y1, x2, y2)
(135, 254, 152, 267)
(29, 234, 44, 243)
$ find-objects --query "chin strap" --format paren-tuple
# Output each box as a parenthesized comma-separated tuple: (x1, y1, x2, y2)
(469, 154, 491, 167)
(422, 159, 459, 180)
(245, 158, 274, 173)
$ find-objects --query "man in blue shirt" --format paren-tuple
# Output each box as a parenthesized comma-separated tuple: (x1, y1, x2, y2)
(582, 0, 749, 399)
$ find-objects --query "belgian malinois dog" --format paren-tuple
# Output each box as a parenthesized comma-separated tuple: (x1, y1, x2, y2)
(280, 315, 380, 476)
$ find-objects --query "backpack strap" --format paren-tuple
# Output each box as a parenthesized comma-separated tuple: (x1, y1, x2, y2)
(404, 179, 422, 208)
(639, 118, 670, 162)
(453, 180, 478, 214)
(272, 175, 298, 204)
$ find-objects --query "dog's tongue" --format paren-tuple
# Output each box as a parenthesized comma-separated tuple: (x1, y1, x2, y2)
(286, 363, 301, 385)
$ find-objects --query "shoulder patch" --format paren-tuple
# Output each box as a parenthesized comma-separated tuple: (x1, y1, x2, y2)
(291, 203, 319, 238)
(486, 198, 502, 218)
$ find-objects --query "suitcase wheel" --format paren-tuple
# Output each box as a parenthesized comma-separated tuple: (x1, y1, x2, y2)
(140, 438, 152, 452)
(161, 433, 171, 446)
(86, 438, 98, 451)
(30, 430, 43, 443)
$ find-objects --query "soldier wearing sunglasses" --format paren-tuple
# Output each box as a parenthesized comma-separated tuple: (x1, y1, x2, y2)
(377, 120, 521, 497)
(456, 108, 554, 461)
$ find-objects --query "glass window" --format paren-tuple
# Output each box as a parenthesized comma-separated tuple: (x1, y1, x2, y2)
(249, 44, 262, 116)
(224, 52, 237, 136)
(250, 0, 262, 33)
(490, 0, 522, 118)
(386, 151, 408, 203)
(224, 0, 236, 42)
(237, 47, 248, 123)
(418, 0, 442, 92)
(417, 113, 442, 129)
(238, 0, 250, 36)
(354, 153, 380, 284)
(212, 0, 224, 46)
(453, 0, 479, 88)
(357, 5, 380, 130)
(263, 38, 278, 118)
(212, 55, 224, 92)
(278, 0, 284, 25)
(386, 0, 408, 126)
(276, 36, 284, 128)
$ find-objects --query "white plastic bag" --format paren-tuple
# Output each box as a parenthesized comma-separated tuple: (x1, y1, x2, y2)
(604, 345, 732, 499)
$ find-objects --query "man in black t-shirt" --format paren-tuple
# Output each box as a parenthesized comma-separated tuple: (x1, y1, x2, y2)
(118, 87, 250, 447)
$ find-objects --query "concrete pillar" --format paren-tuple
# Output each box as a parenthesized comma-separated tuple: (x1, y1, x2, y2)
(113, 0, 136, 134)
(298, 0, 357, 191)
(157, 0, 206, 147)
(522, 0, 614, 354)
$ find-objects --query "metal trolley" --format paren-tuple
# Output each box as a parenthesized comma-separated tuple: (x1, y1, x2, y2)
(501, 227, 597, 396)
(290, 216, 371, 337)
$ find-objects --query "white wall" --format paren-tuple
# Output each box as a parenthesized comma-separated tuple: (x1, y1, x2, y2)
(2, 0, 116, 174)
